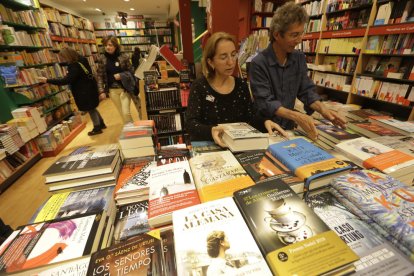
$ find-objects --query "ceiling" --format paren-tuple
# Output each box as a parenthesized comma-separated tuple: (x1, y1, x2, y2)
(39, 0, 179, 19)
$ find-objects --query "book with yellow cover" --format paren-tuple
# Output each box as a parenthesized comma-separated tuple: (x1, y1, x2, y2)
(189, 151, 254, 202)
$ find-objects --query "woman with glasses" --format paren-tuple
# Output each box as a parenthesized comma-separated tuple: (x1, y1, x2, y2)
(250, 2, 346, 141)
(186, 32, 287, 147)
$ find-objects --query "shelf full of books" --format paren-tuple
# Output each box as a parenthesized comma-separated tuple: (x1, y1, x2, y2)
(293, 0, 414, 120)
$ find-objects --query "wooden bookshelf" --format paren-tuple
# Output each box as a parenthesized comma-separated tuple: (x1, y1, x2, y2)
(41, 122, 86, 157)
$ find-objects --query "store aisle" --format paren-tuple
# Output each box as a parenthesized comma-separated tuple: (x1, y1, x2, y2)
(0, 98, 139, 229)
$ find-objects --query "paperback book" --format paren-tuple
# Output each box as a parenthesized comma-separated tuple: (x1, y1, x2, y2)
(331, 170, 414, 254)
(160, 228, 177, 276)
(189, 150, 254, 202)
(0, 212, 106, 274)
(87, 231, 164, 275)
(233, 180, 359, 276)
(148, 160, 200, 227)
(112, 200, 150, 244)
(268, 138, 352, 192)
(172, 197, 273, 276)
(306, 191, 414, 274)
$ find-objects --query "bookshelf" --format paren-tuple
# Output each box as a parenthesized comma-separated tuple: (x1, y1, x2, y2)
(296, 0, 414, 121)
(250, 0, 285, 31)
(93, 20, 174, 55)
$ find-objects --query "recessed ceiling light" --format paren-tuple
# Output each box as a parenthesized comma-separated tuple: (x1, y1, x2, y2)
(95, 8, 102, 11)
(124, 0, 130, 2)
(130, 8, 135, 11)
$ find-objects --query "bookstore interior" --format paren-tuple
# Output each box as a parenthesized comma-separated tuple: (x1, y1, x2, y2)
(2, 0, 414, 275)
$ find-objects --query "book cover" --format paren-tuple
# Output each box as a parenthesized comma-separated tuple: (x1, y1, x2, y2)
(148, 160, 200, 227)
(316, 122, 360, 143)
(172, 197, 272, 276)
(268, 138, 351, 189)
(87, 231, 164, 275)
(219, 122, 268, 140)
(335, 137, 414, 176)
(112, 200, 150, 244)
(370, 117, 414, 135)
(348, 121, 403, 138)
(190, 140, 222, 156)
(114, 157, 155, 197)
(372, 135, 414, 156)
(0, 212, 105, 273)
(189, 151, 254, 202)
(160, 228, 177, 276)
(32, 186, 114, 223)
(43, 149, 120, 182)
(233, 180, 359, 276)
(331, 170, 414, 254)
(219, 122, 268, 152)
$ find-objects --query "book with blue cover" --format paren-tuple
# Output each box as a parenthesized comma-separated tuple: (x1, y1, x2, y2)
(268, 138, 352, 192)
(331, 170, 414, 255)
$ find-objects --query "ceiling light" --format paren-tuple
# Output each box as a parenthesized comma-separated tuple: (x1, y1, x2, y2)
(130, 8, 135, 11)
(95, 8, 102, 11)
(124, 0, 130, 2)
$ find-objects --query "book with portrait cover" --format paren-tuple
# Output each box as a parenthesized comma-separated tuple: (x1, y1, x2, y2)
(268, 138, 352, 192)
(160, 227, 177, 276)
(31, 186, 115, 223)
(112, 200, 150, 245)
(0, 212, 106, 274)
(306, 191, 414, 274)
(331, 170, 414, 255)
(87, 231, 164, 275)
(43, 147, 120, 183)
(315, 120, 360, 144)
(189, 150, 254, 202)
(172, 197, 272, 276)
(148, 160, 200, 228)
(233, 180, 359, 276)
(335, 137, 414, 179)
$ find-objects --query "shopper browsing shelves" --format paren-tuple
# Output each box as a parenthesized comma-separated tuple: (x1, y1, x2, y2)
(186, 32, 287, 147)
(96, 36, 140, 124)
(37, 48, 105, 136)
(250, 2, 346, 140)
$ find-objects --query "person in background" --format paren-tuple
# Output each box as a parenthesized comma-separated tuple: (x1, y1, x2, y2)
(250, 2, 346, 140)
(131, 46, 143, 71)
(185, 32, 287, 147)
(96, 36, 139, 124)
(38, 47, 105, 136)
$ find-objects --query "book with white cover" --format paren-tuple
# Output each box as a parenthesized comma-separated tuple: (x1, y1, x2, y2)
(219, 122, 268, 152)
(173, 197, 272, 276)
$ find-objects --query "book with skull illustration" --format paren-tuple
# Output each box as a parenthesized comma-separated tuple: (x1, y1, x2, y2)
(148, 160, 200, 228)
(189, 150, 254, 202)
(233, 179, 359, 276)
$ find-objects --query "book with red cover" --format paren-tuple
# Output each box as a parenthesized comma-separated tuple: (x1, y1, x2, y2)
(159, 45, 184, 72)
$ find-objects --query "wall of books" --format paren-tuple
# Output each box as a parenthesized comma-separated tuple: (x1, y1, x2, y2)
(296, 0, 414, 121)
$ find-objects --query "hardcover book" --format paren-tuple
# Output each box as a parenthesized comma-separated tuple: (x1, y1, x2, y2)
(112, 200, 150, 244)
(315, 121, 360, 143)
(335, 137, 414, 179)
(172, 197, 272, 276)
(87, 231, 164, 275)
(219, 122, 268, 152)
(372, 135, 414, 156)
(233, 180, 359, 276)
(0, 212, 106, 274)
(148, 160, 200, 228)
(160, 228, 177, 276)
(331, 170, 414, 254)
(369, 117, 414, 136)
(43, 148, 120, 183)
(347, 120, 403, 138)
(189, 151, 254, 202)
(268, 138, 352, 191)
(306, 191, 414, 274)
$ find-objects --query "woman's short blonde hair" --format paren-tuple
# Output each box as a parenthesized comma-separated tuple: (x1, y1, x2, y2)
(59, 47, 80, 63)
(202, 32, 236, 79)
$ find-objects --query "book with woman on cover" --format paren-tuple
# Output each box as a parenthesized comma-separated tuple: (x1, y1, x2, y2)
(172, 197, 272, 276)
(331, 170, 414, 255)
(306, 191, 414, 274)
(233, 180, 359, 276)
(87, 231, 164, 275)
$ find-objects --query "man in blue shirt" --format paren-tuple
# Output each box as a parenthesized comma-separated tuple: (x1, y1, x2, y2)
(250, 2, 346, 140)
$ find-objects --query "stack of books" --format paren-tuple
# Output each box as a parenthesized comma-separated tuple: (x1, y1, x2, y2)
(219, 122, 269, 152)
(118, 120, 156, 159)
(42, 144, 122, 193)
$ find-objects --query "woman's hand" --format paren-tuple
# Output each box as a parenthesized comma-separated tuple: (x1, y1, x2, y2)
(114, 73, 121, 80)
(211, 126, 226, 148)
(264, 120, 289, 139)
(37, 77, 47, 83)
